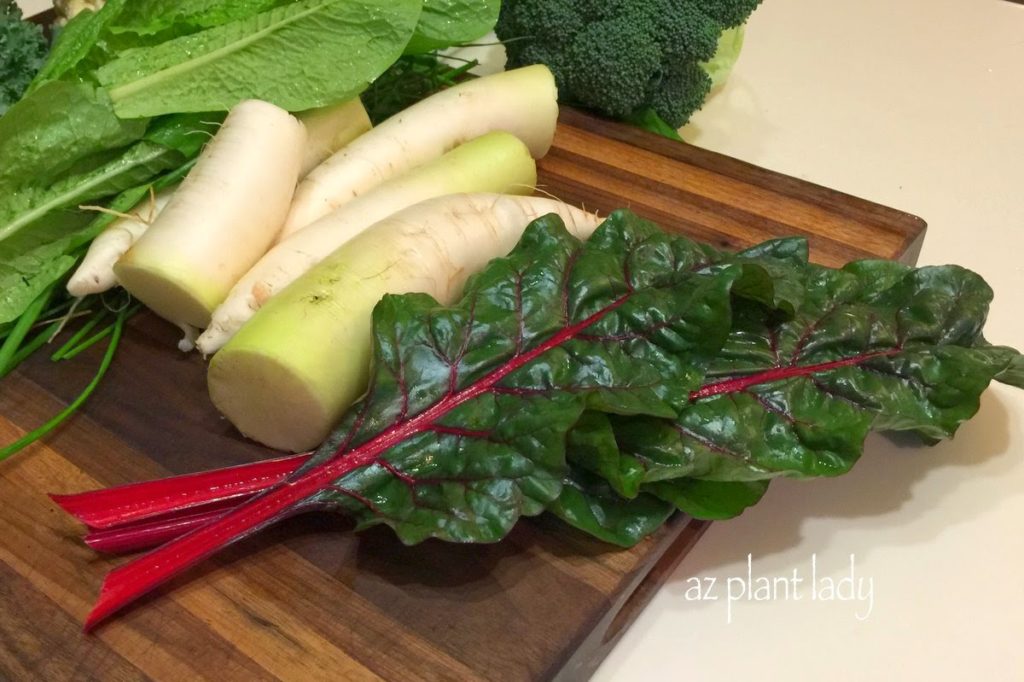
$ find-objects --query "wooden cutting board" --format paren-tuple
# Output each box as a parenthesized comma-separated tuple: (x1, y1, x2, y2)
(0, 109, 925, 682)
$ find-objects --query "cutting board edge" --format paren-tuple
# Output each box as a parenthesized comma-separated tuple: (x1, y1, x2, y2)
(552, 516, 712, 682)
(557, 108, 929, 260)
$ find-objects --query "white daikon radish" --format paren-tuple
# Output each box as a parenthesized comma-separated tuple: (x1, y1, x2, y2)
(196, 131, 537, 356)
(115, 100, 306, 331)
(280, 64, 559, 236)
(67, 189, 174, 298)
(208, 193, 601, 452)
(297, 98, 371, 178)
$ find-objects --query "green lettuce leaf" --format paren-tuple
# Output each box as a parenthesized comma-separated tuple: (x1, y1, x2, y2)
(28, 0, 129, 89)
(0, 144, 178, 323)
(96, 0, 423, 117)
(406, 0, 500, 54)
(110, 0, 282, 36)
(0, 112, 222, 323)
(0, 81, 145, 194)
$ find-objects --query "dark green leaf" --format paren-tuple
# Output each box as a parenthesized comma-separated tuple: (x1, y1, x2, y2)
(548, 467, 674, 548)
(565, 411, 645, 498)
(613, 262, 1021, 482)
(75, 210, 1024, 623)
(300, 210, 742, 544)
(645, 478, 769, 520)
(995, 351, 1024, 389)
(361, 53, 477, 125)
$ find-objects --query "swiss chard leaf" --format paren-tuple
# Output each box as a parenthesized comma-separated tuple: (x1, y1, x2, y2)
(607, 260, 1021, 483)
(645, 478, 769, 520)
(96, 0, 423, 117)
(548, 467, 674, 548)
(565, 411, 646, 499)
(995, 351, 1024, 389)
(83, 211, 751, 625)
(80, 210, 1023, 629)
(561, 410, 769, 526)
(306, 212, 740, 543)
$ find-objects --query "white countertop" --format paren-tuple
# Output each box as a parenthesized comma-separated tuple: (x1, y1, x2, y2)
(596, 1, 1024, 680)
(15, 1, 1024, 678)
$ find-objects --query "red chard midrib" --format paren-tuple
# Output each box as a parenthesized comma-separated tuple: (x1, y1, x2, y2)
(76, 326, 911, 627)
(689, 349, 902, 400)
(71, 333, 911, 626)
(83, 294, 633, 630)
(51, 453, 311, 529)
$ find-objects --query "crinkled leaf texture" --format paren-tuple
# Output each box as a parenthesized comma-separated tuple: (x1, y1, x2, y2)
(304, 211, 748, 543)
(84, 209, 754, 626)
(586, 259, 1020, 491)
(558, 410, 768, 526)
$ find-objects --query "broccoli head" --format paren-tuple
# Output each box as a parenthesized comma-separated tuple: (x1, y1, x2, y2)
(496, 0, 762, 131)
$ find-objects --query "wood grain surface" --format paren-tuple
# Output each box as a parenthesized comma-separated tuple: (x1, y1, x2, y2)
(0, 109, 926, 682)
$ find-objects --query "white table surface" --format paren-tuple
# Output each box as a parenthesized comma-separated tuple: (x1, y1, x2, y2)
(596, 1, 1024, 680)
(15, 1, 1024, 679)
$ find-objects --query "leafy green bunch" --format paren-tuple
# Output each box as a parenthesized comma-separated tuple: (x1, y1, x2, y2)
(496, 0, 762, 132)
(0, 0, 500, 459)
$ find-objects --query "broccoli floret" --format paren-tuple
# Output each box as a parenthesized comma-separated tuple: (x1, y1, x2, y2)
(0, 0, 49, 115)
(653, 2, 723, 62)
(649, 62, 713, 129)
(495, 0, 590, 44)
(699, 0, 765, 28)
(563, 17, 662, 119)
(497, 0, 762, 131)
